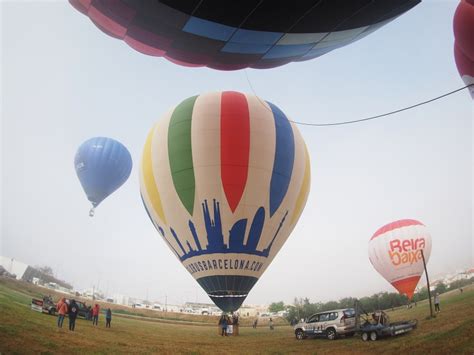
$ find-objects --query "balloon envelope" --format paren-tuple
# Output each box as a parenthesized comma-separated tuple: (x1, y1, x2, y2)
(368, 219, 432, 299)
(453, 0, 474, 98)
(75, 137, 132, 210)
(140, 91, 310, 311)
(70, 0, 419, 70)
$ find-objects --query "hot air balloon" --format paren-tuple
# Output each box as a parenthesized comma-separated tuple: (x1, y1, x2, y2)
(70, 0, 419, 71)
(75, 137, 133, 216)
(139, 91, 310, 312)
(454, 0, 474, 98)
(368, 219, 432, 299)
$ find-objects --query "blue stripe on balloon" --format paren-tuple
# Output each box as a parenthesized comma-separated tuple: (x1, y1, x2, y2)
(263, 43, 314, 59)
(183, 16, 235, 41)
(221, 42, 272, 54)
(266, 101, 295, 217)
(230, 28, 282, 45)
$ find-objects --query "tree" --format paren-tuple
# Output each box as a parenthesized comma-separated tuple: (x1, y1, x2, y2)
(269, 301, 285, 313)
(434, 282, 447, 295)
(35, 265, 54, 276)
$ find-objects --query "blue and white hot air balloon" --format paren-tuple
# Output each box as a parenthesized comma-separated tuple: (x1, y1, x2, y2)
(75, 137, 132, 216)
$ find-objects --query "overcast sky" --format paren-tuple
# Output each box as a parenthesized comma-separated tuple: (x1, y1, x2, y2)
(1, 1, 472, 306)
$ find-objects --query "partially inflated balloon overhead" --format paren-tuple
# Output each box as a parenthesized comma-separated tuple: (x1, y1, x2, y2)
(140, 92, 310, 312)
(70, 0, 419, 70)
(453, 0, 474, 98)
(75, 137, 132, 216)
(368, 219, 432, 299)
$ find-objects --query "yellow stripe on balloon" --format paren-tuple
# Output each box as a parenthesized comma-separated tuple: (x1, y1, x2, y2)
(291, 144, 311, 225)
(142, 124, 167, 224)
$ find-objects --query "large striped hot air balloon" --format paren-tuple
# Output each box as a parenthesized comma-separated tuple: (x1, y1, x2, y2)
(453, 0, 474, 98)
(368, 219, 432, 299)
(140, 91, 310, 312)
(69, 0, 419, 70)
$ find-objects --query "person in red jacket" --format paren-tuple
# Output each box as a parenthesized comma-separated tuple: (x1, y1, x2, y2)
(56, 298, 68, 328)
(92, 304, 100, 326)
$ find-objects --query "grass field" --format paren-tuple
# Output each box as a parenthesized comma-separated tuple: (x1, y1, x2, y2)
(1, 278, 473, 354)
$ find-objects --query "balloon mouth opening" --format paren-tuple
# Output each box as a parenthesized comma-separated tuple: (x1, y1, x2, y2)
(208, 292, 247, 298)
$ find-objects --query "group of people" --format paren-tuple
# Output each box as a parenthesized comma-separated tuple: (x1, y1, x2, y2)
(56, 298, 112, 331)
(218, 313, 239, 336)
(252, 317, 275, 329)
(56, 298, 79, 331)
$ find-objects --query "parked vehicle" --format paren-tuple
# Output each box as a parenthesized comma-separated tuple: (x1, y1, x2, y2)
(294, 308, 356, 340)
(358, 310, 417, 341)
(31, 295, 56, 315)
(71, 300, 89, 318)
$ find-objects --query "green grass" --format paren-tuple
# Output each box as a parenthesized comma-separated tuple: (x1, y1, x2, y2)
(0, 278, 473, 354)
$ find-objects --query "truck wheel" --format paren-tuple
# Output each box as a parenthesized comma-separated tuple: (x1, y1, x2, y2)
(370, 331, 378, 341)
(326, 328, 337, 340)
(49, 308, 56, 316)
(295, 329, 305, 340)
(362, 332, 369, 341)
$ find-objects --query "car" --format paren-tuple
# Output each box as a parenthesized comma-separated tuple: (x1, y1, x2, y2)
(294, 308, 356, 340)
(31, 296, 57, 315)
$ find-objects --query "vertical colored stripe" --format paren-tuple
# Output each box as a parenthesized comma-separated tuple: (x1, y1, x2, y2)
(267, 101, 295, 217)
(221, 91, 250, 213)
(291, 144, 311, 225)
(168, 96, 197, 216)
(142, 125, 167, 224)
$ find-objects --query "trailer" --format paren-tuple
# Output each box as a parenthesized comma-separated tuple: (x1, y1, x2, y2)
(357, 309, 417, 341)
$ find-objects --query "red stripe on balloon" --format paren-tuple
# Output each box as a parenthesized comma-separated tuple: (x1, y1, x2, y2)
(371, 219, 424, 241)
(221, 91, 250, 213)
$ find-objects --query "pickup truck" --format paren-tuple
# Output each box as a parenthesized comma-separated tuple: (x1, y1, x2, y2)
(358, 310, 417, 341)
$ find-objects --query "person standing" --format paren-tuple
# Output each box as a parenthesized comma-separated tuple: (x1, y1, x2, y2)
(434, 293, 441, 313)
(56, 298, 68, 328)
(105, 308, 112, 328)
(218, 314, 228, 336)
(269, 318, 274, 330)
(92, 304, 100, 326)
(68, 300, 79, 331)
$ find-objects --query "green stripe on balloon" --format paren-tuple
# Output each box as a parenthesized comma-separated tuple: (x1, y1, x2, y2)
(168, 95, 197, 216)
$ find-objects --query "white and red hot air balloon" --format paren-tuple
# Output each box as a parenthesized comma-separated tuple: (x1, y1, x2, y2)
(368, 219, 432, 299)
(453, 0, 474, 98)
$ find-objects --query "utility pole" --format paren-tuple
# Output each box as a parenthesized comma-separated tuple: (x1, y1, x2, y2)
(421, 249, 434, 318)
(165, 294, 167, 312)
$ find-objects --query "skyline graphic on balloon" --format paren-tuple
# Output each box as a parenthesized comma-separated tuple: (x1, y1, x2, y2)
(453, 0, 474, 99)
(69, 0, 419, 70)
(368, 219, 432, 299)
(75, 137, 133, 216)
(139, 91, 311, 312)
